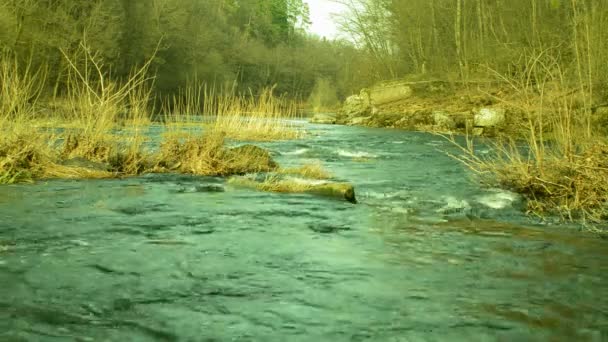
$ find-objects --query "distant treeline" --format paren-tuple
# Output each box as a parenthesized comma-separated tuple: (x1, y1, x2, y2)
(0, 0, 378, 104)
(337, 0, 608, 100)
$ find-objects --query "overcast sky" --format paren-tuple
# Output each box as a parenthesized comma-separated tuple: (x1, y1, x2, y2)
(304, 0, 346, 39)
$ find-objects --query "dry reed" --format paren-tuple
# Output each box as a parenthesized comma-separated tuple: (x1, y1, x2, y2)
(445, 50, 608, 224)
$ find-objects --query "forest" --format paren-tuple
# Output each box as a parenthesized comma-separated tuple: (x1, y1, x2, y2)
(3, 0, 607, 107)
(0, 0, 371, 105)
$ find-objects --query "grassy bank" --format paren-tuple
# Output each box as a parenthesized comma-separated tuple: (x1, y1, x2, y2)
(0, 49, 301, 185)
(447, 53, 608, 228)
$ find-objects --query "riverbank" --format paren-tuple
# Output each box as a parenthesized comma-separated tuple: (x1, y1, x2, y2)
(312, 79, 608, 137)
(311, 79, 608, 227)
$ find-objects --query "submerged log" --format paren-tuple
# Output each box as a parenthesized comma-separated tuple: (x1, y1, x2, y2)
(228, 177, 357, 204)
(303, 183, 357, 204)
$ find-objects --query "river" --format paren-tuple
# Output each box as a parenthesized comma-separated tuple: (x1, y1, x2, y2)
(1, 121, 606, 341)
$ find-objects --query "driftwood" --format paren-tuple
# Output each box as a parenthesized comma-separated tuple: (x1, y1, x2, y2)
(228, 177, 357, 204)
(303, 183, 357, 204)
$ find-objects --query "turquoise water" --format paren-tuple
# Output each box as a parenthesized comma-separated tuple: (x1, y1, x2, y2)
(1, 122, 606, 341)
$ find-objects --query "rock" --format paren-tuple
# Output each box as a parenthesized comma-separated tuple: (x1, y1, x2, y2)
(432, 111, 456, 130)
(369, 82, 413, 106)
(339, 83, 413, 125)
(394, 110, 433, 129)
(474, 107, 506, 127)
(368, 112, 403, 127)
(452, 111, 473, 129)
(472, 127, 484, 136)
(310, 113, 337, 124)
(342, 92, 371, 117)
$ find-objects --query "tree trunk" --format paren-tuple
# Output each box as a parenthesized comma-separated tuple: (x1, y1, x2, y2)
(455, 0, 464, 80)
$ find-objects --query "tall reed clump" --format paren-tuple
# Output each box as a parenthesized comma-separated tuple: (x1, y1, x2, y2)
(0, 52, 54, 184)
(447, 49, 608, 225)
(58, 41, 156, 174)
(154, 131, 278, 176)
(211, 86, 302, 141)
(163, 82, 302, 141)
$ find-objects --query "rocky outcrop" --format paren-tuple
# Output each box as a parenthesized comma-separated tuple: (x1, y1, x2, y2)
(471, 107, 506, 136)
(337, 82, 414, 124)
(338, 92, 372, 124)
(330, 79, 516, 135)
(474, 107, 506, 127)
(433, 111, 456, 130)
(368, 82, 413, 106)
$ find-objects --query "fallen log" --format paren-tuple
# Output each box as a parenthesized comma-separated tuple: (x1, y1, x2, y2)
(228, 176, 357, 204)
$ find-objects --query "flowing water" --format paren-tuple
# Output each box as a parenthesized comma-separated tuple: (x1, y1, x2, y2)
(1, 122, 606, 341)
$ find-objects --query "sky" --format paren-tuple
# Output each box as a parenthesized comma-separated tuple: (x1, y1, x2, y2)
(304, 0, 346, 39)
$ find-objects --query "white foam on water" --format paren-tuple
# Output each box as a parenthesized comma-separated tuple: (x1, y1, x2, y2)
(425, 140, 445, 147)
(475, 190, 519, 209)
(436, 196, 471, 213)
(336, 149, 378, 158)
(283, 148, 309, 156)
(364, 190, 410, 200)
(387, 207, 412, 215)
(392, 141, 405, 144)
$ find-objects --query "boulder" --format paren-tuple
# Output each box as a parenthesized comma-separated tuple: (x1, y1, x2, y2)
(451, 111, 473, 129)
(474, 107, 506, 127)
(472, 127, 485, 136)
(432, 111, 456, 130)
(339, 83, 413, 125)
(343, 93, 371, 116)
(369, 82, 413, 106)
(339, 90, 372, 124)
(368, 112, 403, 127)
(393, 109, 433, 129)
(309, 113, 337, 124)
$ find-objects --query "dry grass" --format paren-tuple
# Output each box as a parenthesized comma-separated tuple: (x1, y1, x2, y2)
(154, 132, 278, 176)
(228, 175, 313, 193)
(0, 130, 55, 184)
(0, 53, 52, 184)
(211, 87, 302, 141)
(1, 43, 156, 182)
(445, 51, 608, 225)
(0, 52, 46, 126)
(43, 163, 114, 180)
(2, 44, 293, 184)
(155, 132, 227, 175)
(278, 160, 332, 179)
(447, 134, 608, 223)
(163, 83, 303, 141)
(228, 175, 357, 203)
